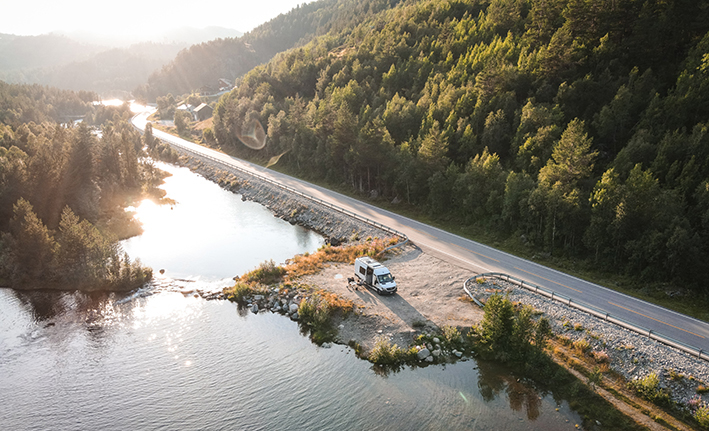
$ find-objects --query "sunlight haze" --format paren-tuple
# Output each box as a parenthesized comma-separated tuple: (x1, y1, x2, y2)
(2, 0, 310, 38)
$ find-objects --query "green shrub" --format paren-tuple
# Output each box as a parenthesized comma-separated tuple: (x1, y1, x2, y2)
(478, 293, 544, 363)
(368, 336, 412, 365)
(226, 282, 263, 303)
(696, 405, 709, 428)
(241, 259, 286, 285)
(573, 338, 591, 354)
(668, 369, 683, 381)
(297, 293, 343, 344)
(534, 317, 552, 348)
(442, 325, 463, 349)
(628, 373, 672, 408)
(348, 340, 364, 358)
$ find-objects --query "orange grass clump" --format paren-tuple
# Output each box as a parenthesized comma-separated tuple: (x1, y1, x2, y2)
(285, 237, 399, 280)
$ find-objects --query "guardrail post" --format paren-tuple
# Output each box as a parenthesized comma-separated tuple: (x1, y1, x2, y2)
(550, 292, 554, 300)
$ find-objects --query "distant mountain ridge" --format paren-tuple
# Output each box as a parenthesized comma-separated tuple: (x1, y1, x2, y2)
(0, 33, 102, 71)
(0, 27, 242, 94)
(61, 26, 244, 48)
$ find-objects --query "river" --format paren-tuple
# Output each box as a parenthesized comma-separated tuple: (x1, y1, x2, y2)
(0, 162, 583, 430)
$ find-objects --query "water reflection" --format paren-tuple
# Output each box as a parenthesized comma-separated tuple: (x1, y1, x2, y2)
(477, 360, 543, 420)
(121, 162, 324, 282)
(0, 153, 586, 430)
(10, 289, 118, 324)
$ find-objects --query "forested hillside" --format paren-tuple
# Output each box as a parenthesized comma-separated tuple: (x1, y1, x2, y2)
(134, 0, 403, 99)
(0, 81, 97, 126)
(211, 0, 709, 295)
(0, 83, 154, 289)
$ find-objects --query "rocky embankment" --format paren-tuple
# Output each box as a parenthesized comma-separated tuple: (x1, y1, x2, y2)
(471, 278, 709, 412)
(170, 149, 389, 243)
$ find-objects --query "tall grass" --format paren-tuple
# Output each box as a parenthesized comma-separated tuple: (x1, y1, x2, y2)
(286, 237, 399, 279)
(696, 405, 709, 428)
(628, 373, 672, 408)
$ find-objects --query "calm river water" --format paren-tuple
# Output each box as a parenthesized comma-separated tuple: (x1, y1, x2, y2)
(0, 163, 583, 430)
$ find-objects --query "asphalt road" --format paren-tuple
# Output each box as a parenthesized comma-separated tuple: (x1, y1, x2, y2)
(133, 111, 709, 355)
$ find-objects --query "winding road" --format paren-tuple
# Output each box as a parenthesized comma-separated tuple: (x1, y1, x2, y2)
(132, 110, 709, 357)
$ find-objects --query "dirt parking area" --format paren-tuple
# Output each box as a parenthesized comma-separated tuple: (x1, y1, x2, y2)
(299, 244, 484, 351)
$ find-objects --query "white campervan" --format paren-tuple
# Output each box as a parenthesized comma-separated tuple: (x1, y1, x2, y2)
(354, 256, 397, 295)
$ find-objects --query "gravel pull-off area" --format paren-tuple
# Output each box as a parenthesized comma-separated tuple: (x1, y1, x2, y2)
(300, 245, 484, 352)
(471, 278, 709, 410)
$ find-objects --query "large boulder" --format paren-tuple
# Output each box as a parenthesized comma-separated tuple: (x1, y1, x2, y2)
(289, 303, 299, 314)
(417, 348, 431, 360)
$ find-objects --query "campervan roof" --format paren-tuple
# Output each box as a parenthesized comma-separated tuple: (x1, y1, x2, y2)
(359, 257, 381, 267)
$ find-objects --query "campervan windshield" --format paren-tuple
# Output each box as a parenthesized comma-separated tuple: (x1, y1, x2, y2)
(377, 273, 394, 284)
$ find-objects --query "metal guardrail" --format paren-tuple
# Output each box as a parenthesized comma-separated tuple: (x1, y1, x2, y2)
(464, 272, 709, 362)
(132, 118, 408, 242)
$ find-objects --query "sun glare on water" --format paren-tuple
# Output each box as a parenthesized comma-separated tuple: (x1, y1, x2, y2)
(130, 198, 165, 228)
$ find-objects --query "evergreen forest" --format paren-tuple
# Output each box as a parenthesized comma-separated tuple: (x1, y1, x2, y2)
(0, 83, 156, 290)
(204, 0, 709, 298)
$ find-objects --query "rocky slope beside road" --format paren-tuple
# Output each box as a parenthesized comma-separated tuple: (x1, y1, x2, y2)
(169, 149, 388, 243)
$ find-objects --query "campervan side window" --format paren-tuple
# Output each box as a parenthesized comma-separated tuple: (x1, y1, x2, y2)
(359, 267, 366, 275)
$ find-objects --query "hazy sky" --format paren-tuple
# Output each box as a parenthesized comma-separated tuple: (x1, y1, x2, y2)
(2, 0, 310, 37)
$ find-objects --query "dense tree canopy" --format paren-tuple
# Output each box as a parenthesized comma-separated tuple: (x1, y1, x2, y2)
(207, 0, 709, 295)
(0, 83, 155, 289)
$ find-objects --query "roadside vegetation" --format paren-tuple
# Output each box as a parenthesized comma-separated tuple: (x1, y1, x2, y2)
(361, 293, 647, 430)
